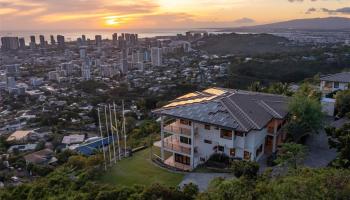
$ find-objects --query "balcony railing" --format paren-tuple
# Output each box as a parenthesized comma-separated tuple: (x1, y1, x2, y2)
(163, 137, 191, 155)
(164, 124, 191, 136)
(163, 142, 191, 155)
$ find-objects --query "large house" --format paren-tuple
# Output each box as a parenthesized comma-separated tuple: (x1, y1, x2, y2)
(153, 88, 289, 171)
(320, 72, 350, 95)
(320, 72, 350, 116)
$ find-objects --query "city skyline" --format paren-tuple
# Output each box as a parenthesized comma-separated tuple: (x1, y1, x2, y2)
(0, 0, 349, 31)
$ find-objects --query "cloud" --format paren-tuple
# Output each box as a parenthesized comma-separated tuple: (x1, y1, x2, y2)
(321, 7, 350, 15)
(288, 0, 318, 2)
(305, 7, 317, 14)
(232, 17, 255, 24)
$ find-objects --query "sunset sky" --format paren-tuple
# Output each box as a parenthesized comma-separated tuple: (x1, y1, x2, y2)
(0, 0, 349, 30)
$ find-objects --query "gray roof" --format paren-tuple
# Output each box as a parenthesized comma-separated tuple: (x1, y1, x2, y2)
(320, 72, 350, 83)
(154, 88, 289, 132)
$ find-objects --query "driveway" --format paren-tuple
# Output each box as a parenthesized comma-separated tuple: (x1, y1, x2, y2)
(179, 173, 234, 191)
(303, 129, 337, 168)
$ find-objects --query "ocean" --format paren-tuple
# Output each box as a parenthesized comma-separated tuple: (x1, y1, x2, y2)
(0, 28, 229, 45)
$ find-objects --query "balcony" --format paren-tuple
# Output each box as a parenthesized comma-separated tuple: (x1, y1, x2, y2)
(154, 135, 191, 155)
(164, 123, 192, 136)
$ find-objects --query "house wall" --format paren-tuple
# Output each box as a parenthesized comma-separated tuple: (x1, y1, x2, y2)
(320, 80, 349, 95)
(190, 120, 267, 166)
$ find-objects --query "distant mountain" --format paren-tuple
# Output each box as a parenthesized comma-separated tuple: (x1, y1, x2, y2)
(224, 17, 350, 32)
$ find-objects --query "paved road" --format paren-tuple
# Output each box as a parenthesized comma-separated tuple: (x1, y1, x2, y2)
(179, 173, 234, 191)
(303, 129, 337, 168)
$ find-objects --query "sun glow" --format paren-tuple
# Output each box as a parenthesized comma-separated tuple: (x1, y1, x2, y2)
(104, 16, 121, 26)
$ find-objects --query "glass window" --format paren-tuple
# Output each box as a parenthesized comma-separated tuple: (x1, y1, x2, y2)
(175, 153, 190, 165)
(334, 82, 339, 89)
(230, 148, 235, 156)
(220, 129, 232, 139)
(256, 145, 263, 157)
(235, 131, 244, 137)
(218, 145, 224, 152)
(244, 151, 251, 160)
(204, 139, 212, 144)
(180, 136, 191, 145)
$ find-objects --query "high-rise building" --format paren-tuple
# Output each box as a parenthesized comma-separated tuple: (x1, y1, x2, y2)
(57, 35, 65, 47)
(30, 35, 36, 44)
(1, 37, 19, 50)
(112, 33, 118, 45)
(19, 38, 25, 49)
(79, 46, 87, 59)
(119, 49, 128, 74)
(39, 35, 45, 47)
(30, 35, 36, 49)
(50, 35, 56, 45)
(6, 77, 16, 89)
(82, 35, 86, 43)
(95, 35, 102, 47)
(118, 36, 126, 49)
(151, 47, 162, 66)
(6, 64, 20, 76)
(81, 62, 91, 80)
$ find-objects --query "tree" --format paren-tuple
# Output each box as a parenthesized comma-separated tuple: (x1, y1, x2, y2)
(288, 85, 324, 140)
(276, 143, 306, 169)
(335, 90, 350, 117)
(267, 82, 293, 96)
(248, 81, 265, 92)
(325, 123, 350, 168)
(294, 83, 321, 100)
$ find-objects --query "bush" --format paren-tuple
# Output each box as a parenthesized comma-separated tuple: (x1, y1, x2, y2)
(230, 160, 259, 179)
(208, 153, 230, 164)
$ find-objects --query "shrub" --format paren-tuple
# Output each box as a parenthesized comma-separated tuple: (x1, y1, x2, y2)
(231, 160, 259, 179)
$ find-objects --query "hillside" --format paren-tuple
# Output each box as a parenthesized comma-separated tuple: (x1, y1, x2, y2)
(197, 33, 301, 55)
(223, 17, 350, 32)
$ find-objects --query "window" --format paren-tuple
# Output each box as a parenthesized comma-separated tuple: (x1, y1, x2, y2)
(214, 126, 219, 130)
(230, 148, 236, 157)
(204, 124, 211, 130)
(218, 145, 224, 152)
(235, 131, 244, 137)
(180, 119, 191, 126)
(175, 153, 190, 165)
(334, 82, 339, 89)
(204, 139, 212, 144)
(180, 136, 191, 145)
(256, 145, 263, 157)
(220, 129, 232, 139)
(244, 151, 251, 160)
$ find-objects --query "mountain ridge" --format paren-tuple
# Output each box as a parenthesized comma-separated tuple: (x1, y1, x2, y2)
(223, 17, 350, 32)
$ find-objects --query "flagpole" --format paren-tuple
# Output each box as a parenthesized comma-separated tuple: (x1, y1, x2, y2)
(104, 105, 112, 164)
(113, 102, 121, 160)
(97, 108, 107, 171)
(122, 100, 127, 157)
(109, 104, 117, 164)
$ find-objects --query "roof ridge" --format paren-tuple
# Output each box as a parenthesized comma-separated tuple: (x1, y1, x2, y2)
(227, 95, 261, 129)
(258, 100, 283, 118)
(219, 98, 248, 132)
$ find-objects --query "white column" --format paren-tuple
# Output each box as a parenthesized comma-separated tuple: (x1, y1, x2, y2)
(243, 133, 246, 159)
(272, 120, 278, 153)
(161, 116, 164, 161)
(190, 121, 195, 169)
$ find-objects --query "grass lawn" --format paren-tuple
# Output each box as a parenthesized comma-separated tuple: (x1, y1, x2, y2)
(99, 148, 184, 187)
